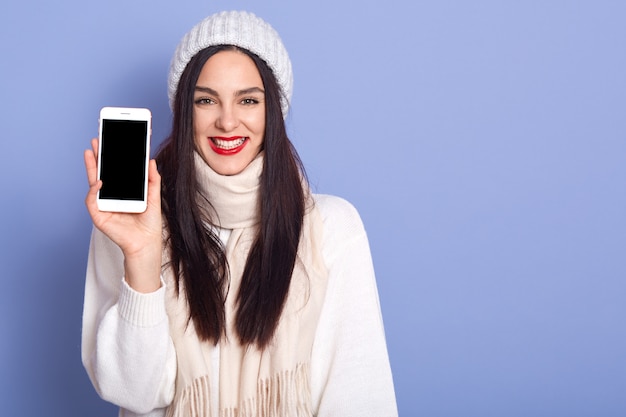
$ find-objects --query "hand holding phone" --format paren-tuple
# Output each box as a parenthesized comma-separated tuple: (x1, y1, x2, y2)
(84, 107, 163, 293)
(97, 107, 152, 213)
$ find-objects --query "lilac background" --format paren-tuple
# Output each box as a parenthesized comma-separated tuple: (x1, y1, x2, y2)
(1, 1, 625, 415)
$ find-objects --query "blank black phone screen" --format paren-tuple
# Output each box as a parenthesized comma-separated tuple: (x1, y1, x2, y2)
(99, 119, 148, 200)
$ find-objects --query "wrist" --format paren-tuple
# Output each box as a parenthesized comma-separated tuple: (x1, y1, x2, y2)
(123, 244, 162, 293)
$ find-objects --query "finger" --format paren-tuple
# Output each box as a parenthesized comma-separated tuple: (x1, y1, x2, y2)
(84, 182, 103, 222)
(84, 148, 98, 186)
(91, 138, 99, 160)
(146, 159, 161, 208)
(148, 159, 161, 185)
(84, 155, 101, 209)
(84, 138, 102, 214)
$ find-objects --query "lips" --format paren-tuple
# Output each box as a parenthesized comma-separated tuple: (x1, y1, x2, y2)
(209, 136, 249, 155)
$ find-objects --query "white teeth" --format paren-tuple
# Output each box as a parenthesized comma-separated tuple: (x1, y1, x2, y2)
(213, 137, 246, 149)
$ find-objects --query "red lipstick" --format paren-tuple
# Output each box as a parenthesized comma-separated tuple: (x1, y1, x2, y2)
(209, 136, 248, 155)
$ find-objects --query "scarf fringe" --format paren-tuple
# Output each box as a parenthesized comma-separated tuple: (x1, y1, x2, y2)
(224, 362, 312, 417)
(165, 374, 212, 417)
(166, 363, 312, 417)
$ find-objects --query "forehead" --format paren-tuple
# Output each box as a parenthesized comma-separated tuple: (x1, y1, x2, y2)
(196, 49, 263, 88)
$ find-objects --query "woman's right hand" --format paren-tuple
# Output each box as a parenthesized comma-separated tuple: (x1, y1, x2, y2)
(84, 138, 163, 293)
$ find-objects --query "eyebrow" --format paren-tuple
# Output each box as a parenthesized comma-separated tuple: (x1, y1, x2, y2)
(194, 86, 265, 96)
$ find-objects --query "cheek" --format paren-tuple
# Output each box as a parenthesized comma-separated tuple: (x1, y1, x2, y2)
(192, 113, 205, 148)
(191, 109, 198, 133)
(251, 111, 266, 135)
(192, 110, 211, 135)
(191, 118, 200, 144)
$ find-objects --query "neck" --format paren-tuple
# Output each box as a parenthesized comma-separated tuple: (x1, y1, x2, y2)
(194, 151, 264, 229)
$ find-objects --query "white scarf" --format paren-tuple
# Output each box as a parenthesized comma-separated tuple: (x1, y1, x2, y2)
(164, 152, 328, 417)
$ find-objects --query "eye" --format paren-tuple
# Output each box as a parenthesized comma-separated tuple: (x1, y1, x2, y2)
(241, 98, 259, 105)
(194, 97, 216, 105)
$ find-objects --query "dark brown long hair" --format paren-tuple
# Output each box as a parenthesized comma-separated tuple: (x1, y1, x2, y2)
(155, 45, 306, 349)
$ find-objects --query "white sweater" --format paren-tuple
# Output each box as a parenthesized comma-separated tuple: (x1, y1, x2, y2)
(82, 194, 398, 416)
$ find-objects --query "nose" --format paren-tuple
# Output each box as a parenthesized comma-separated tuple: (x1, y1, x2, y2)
(215, 104, 239, 132)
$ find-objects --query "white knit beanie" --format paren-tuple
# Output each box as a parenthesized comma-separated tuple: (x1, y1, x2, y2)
(168, 10, 293, 117)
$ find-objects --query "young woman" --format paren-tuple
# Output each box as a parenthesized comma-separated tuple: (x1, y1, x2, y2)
(82, 10, 397, 417)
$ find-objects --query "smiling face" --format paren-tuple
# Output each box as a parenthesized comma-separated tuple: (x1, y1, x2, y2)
(193, 49, 266, 176)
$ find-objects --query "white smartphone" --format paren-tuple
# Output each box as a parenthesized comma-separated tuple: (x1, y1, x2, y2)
(97, 106, 152, 213)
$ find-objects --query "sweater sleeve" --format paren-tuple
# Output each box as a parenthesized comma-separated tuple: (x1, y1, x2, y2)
(310, 195, 398, 417)
(81, 227, 176, 415)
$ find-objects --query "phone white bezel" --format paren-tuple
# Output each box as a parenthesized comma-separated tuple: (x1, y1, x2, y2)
(96, 106, 152, 213)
